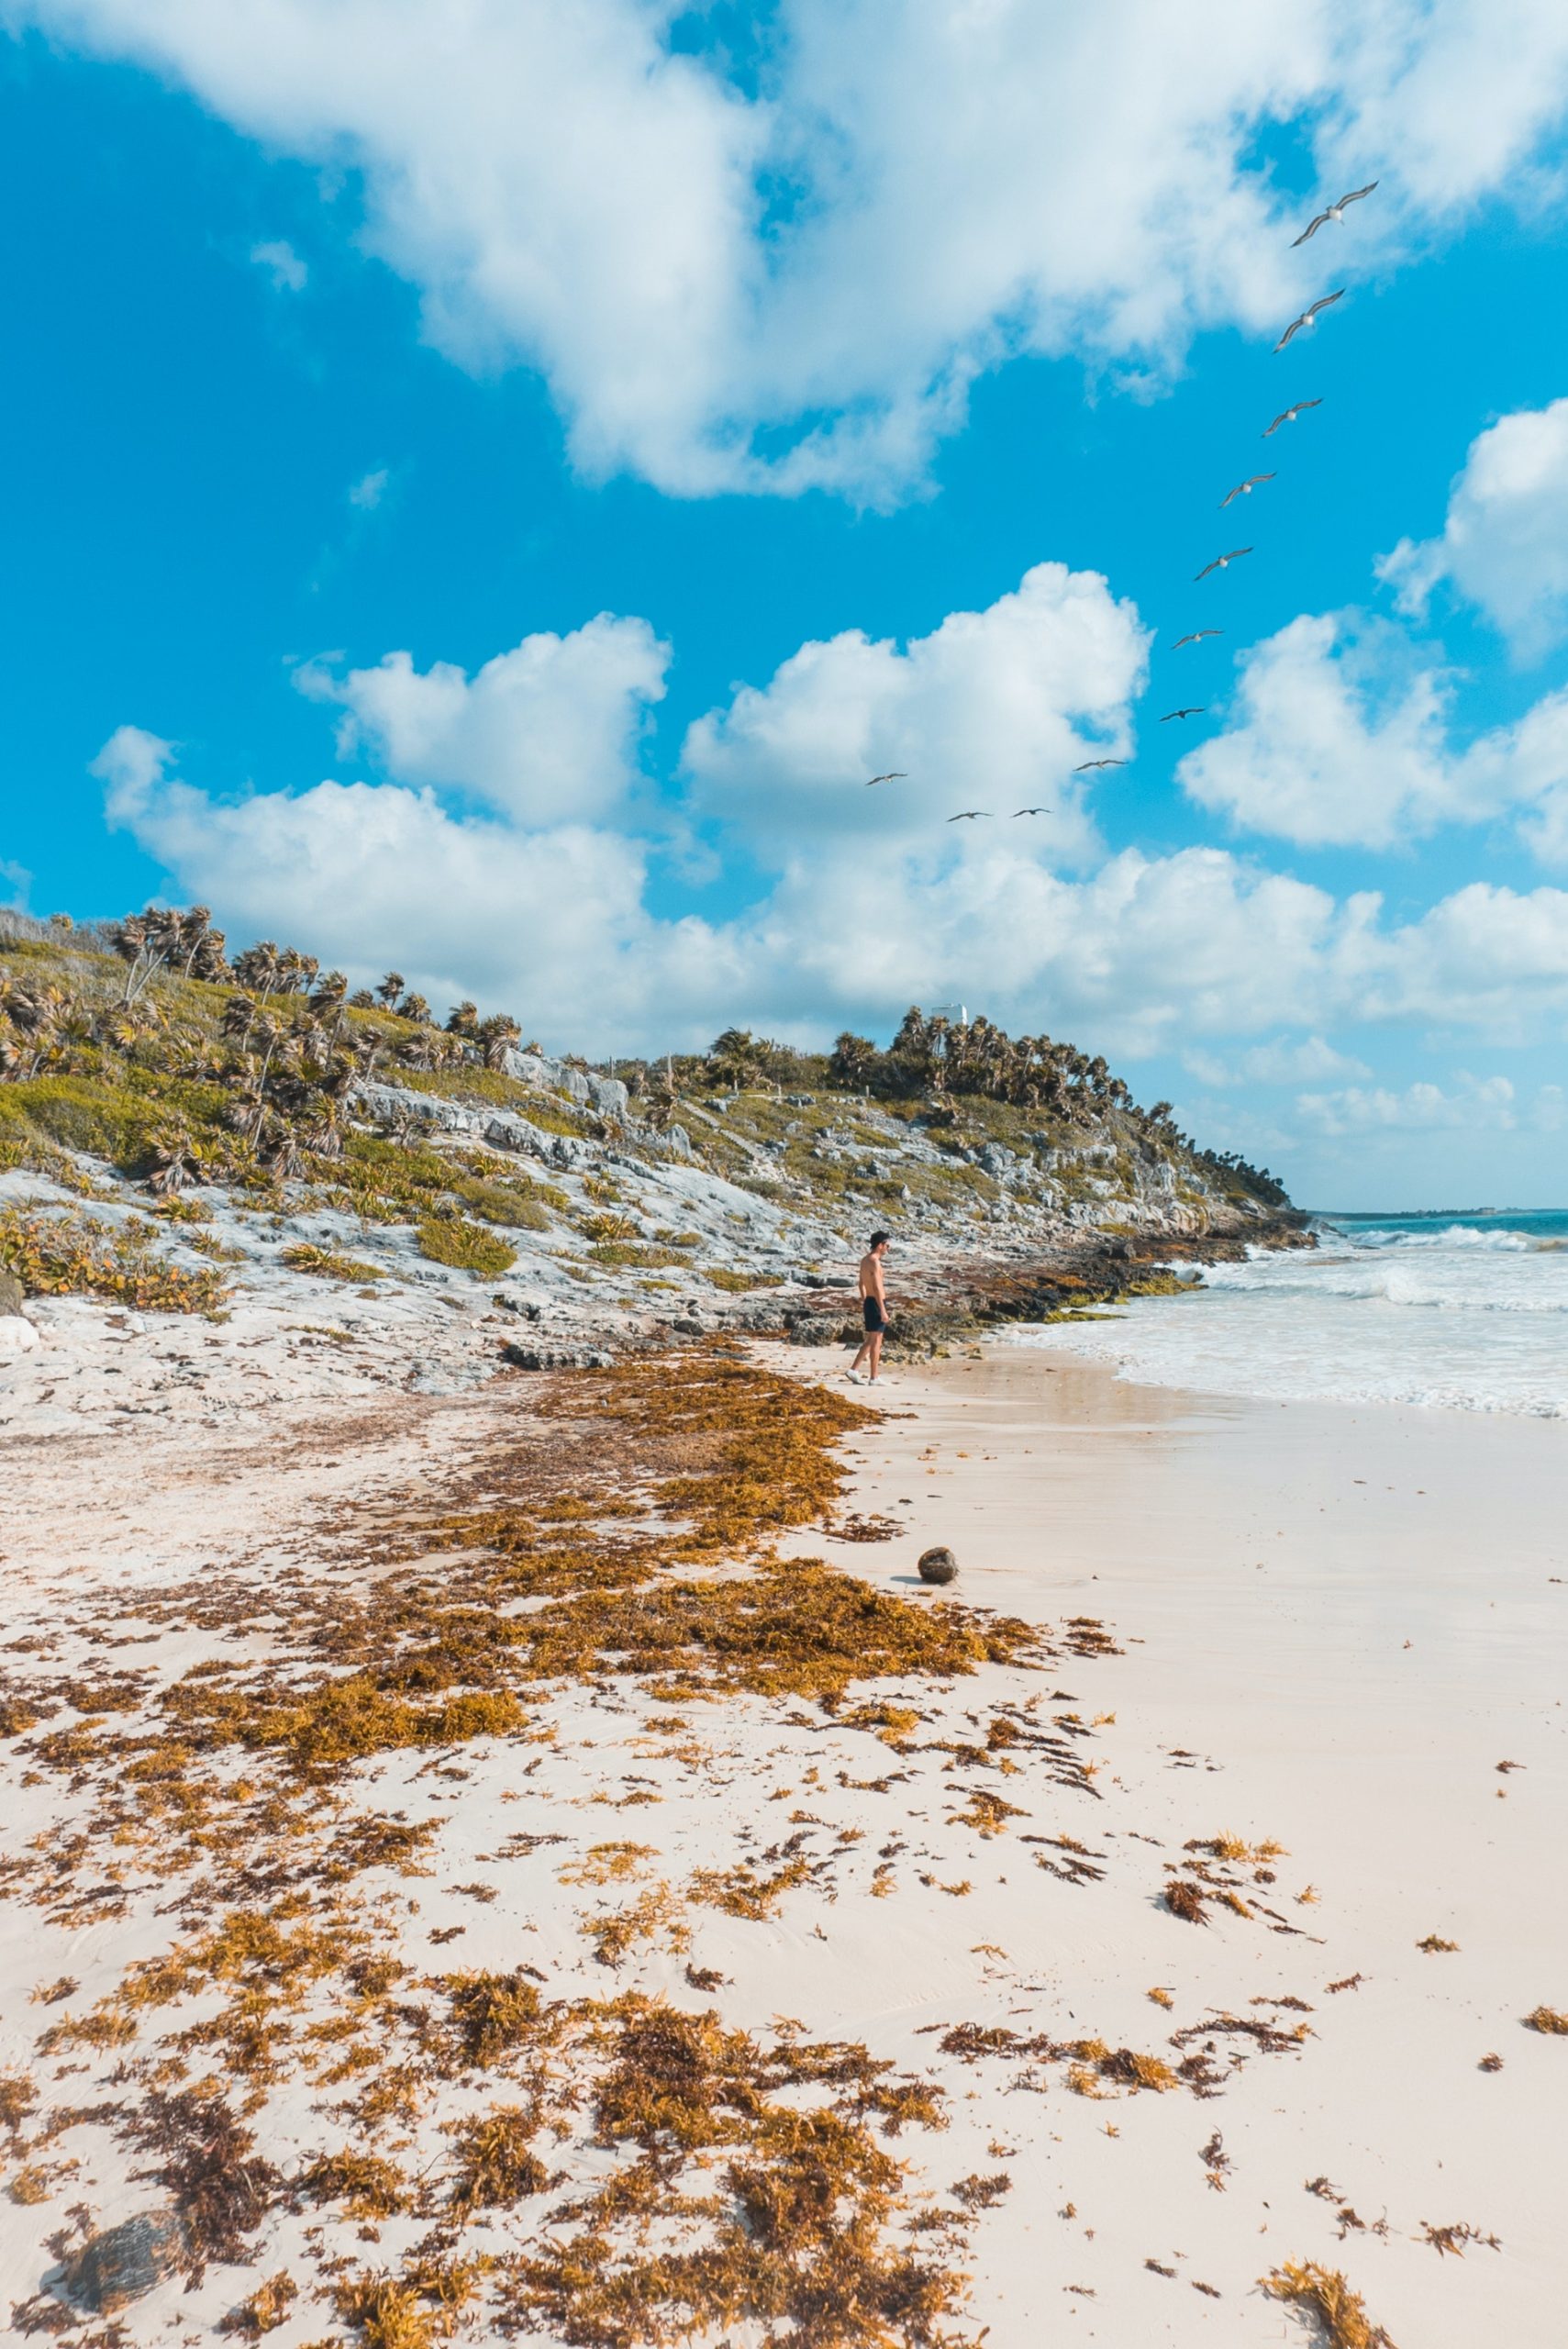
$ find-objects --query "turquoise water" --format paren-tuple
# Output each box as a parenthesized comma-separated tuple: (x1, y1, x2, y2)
(1009, 1208, 1568, 1416)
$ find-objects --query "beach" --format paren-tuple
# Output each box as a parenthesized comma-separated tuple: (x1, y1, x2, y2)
(779, 1341, 1568, 2342)
(2, 1327, 1564, 2344)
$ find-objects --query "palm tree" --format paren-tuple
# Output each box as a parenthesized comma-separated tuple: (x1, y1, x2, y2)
(308, 970, 350, 1045)
(375, 972, 405, 1009)
(233, 941, 283, 996)
(446, 999, 479, 1038)
(174, 905, 212, 975)
(399, 992, 432, 1026)
(146, 1125, 208, 1195)
(477, 1012, 521, 1071)
(828, 1031, 878, 1089)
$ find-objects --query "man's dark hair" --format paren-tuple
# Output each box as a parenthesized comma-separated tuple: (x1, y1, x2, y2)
(870, 1230, 890, 1249)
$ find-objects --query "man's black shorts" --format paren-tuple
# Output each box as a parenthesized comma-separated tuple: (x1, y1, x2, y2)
(862, 1297, 887, 1333)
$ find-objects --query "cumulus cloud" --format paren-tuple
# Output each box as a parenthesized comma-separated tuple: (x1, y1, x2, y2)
(1178, 611, 1568, 851)
(1294, 1072, 1567, 1134)
(92, 721, 734, 1040)
(250, 237, 306, 293)
(92, 707, 1568, 1061)
(682, 562, 1145, 862)
(1184, 1035, 1372, 1088)
(1379, 397, 1568, 657)
(15, 1, 1568, 496)
(295, 616, 670, 826)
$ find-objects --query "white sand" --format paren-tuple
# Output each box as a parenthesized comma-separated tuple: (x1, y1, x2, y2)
(1, 1335, 1563, 2344)
(773, 1341, 1568, 2343)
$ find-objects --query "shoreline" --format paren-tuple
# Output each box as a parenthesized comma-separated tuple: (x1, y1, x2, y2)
(1, 1337, 1562, 2343)
(773, 1340, 1568, 2342)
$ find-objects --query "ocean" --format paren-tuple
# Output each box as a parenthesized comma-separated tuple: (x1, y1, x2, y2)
(1006, 1210, 1568, 1418)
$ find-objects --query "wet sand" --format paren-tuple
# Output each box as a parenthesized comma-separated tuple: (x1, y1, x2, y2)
(773, 1341, 1568, 2343)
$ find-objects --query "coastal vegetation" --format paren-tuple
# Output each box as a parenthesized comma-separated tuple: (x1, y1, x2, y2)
(0, 903, 1288, 1319)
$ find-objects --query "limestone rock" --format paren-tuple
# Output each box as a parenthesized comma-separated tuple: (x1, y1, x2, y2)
(0, 1269, 26, 1318)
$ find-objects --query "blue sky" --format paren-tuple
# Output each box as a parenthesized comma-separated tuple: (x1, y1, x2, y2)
(3, 3, 1568, 1208)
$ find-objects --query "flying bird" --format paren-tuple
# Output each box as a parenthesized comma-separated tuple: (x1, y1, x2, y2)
(1275, 289, 1343, 351)
(947, 809, 992, 821)
(864, 771, 906, 785)
(1012, 806, 1051, 817)
(1293, 183, 1377, 245)
(1263, 397, 1322, 437)
(1073, 756, 1128, 772)
(1160, 707, 1206, 722)
(1220, 472, 1274, 507)
(1172, 629, 1223, 649)
(1195, 548, 1251, 581)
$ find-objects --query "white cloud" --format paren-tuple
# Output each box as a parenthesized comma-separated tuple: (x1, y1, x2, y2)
(295, 616, 670, 826)
(16, 2, 1568, 497)
(682, 562, 1145, 862)
(1291, 1071, 1568, 1135)
(1178, 615, 1458, 849)
(92, 722, 731, 1039)
(250, 237, 306, 293)
(1179, 611, 1568, 851)
(348, 467, 388, 511)
(1184, 1035, 1372, 1088)
(1379, 397, 1568, 657)
(91, 707, 1568, 1062)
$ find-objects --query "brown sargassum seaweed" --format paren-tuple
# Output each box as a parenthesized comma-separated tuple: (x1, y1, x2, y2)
(6, 1347, 1112, 2346)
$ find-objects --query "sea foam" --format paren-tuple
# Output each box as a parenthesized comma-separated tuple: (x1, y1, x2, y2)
(1007, 1212, 1568, 1417)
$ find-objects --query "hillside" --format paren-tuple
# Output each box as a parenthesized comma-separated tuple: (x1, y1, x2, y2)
(1, 905, 1298, 1413)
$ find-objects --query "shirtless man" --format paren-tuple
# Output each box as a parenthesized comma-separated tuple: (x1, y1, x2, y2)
(850, 1230, 891, 1384)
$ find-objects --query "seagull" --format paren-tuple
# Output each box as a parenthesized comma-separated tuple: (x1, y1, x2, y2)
(865, 771, 906, 785)
(1073, 756, 1128, 773)
(1012, 806, 1051, 817)
(1220, 472, 1274, 508)
(1292, 183, 1377, 246)
(947, 809, 992, 821)
(1172, 629, 1223, 649)
(1275, 290, 1343, 351)
(1263, 397, 1322, 438)
(1195, 548, 1251, 581)
(1160, 707, 1206, 722)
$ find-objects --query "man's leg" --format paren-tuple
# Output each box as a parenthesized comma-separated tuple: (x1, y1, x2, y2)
(867, 1328, 884, 1381)
(851, 1328, 873, 1375)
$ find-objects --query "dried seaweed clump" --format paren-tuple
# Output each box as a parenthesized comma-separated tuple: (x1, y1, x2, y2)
(300, 2148, 412, 2217)
(1524, 2003, 1568, 2034)
(447, 2106, 550, 2211)
(125, 2085, 282, 2266)
(537, 1348, 880, 1557)
(444, 1968, 547, 2068)
(1260, 2260, 1396, 2347)
(219, 2271, 298, 2335)
(503, 1998, 961, 2348)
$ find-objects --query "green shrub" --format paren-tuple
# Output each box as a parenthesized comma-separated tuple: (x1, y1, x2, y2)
(587, 1243, 688, 1270)
(417, 1218, 517, 1276)
(282, 1242, 388, 1284)
(703, 1267, 785, 1293)
(452, 1177, 553, 1231)
(0, 1208, 228, 1316)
